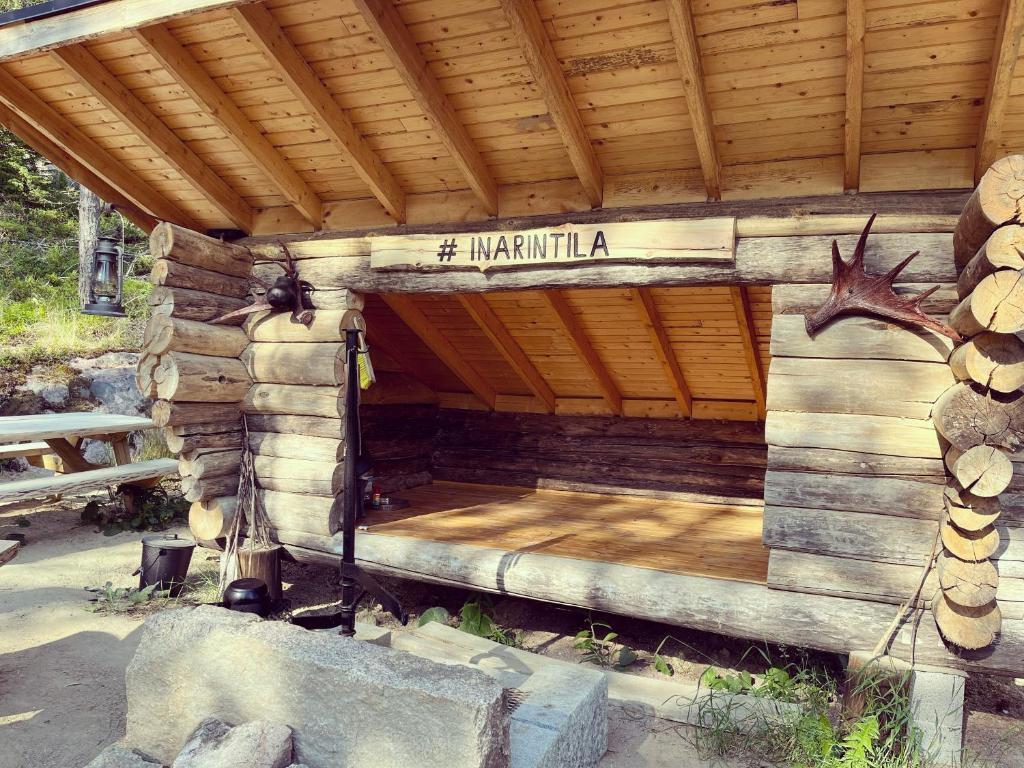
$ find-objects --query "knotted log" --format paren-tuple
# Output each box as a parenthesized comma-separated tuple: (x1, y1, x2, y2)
(940, 520, 1000, 561)
(944, 485, 1001, 531)
(241, 343, 345, 386)
(150, 221, 252, 278)
(136, 352, 161, 399)
(953, 155, 1024, 270)
(932, 594, 1001, 650)
(949, 270, 1024, 336)
(248, 431, 344, 462)
(188, 496, 237, 540)
(243, 383, 345, 418)
(936, 551, 999, 609)
(245, 308, 364, 342)
(947, 331, 1024, 392)
(957, 225, 1024, 297)
(151, 400, 242, 428)
(259, 489, 338, 536)
(151, 259, 251, 299)
(152, 351, 252, 402)
(253, 455, 344, 496)
(181, 472, 240, 503)
(931, 383, 1024, 452)
(179, 449, 242, 480)
(164, 425, 242, 454)
(148, 286, 247, 326)
(242, 413, 342, 437)
(144, 315, 248, 358)
(950, 444, 1014, 497)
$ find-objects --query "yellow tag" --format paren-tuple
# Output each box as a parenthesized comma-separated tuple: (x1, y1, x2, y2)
(357, 350, 375, 389)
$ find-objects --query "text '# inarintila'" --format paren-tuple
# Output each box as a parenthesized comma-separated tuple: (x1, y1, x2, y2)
(469, 230, 610, 261)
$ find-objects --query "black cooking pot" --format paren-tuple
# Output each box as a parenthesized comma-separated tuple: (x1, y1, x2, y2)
(223, 578, 270, 617)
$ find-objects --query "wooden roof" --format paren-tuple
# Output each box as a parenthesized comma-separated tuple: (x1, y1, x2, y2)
(0, 0, 1020, 236)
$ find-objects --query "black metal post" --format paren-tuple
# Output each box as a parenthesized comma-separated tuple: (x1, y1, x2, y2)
(338, 328, 360, 637)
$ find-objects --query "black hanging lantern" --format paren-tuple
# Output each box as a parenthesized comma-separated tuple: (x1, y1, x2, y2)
(82, 236, 126, 317)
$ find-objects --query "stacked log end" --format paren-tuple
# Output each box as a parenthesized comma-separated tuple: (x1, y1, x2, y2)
(241, 301, 365, 541)
(136, 223, 253, 522)
(930, 158, 1024, 649)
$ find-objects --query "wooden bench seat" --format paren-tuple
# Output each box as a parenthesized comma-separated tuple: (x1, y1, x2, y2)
(0, 458, 179, 505)
(0, 539, 18, 567)
(0, 441, 52, 460)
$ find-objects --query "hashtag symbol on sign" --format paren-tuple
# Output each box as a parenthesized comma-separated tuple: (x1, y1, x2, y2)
(437, 238, 457, 262)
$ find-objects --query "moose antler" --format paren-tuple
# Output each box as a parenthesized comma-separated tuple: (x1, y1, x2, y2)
(804, 214, 962, 341)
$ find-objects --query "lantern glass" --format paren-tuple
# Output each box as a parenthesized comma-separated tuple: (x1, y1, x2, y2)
(82, 237, 126, 317)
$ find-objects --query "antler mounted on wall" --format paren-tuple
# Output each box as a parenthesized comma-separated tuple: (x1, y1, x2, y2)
(804, 214, 962, 341)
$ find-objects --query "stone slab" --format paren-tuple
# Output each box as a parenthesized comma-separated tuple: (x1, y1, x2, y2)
(85, 745, 161, 768)
(125, 606, 509, 768)
(910, 667, 966, 766)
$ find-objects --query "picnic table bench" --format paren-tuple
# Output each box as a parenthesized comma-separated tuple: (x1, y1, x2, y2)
(0, 413, 178, 506)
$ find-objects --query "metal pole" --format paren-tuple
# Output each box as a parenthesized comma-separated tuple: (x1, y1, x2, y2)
(338, 328, 360, 637)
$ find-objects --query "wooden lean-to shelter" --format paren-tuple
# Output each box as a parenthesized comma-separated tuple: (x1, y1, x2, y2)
(1, 0, 1023, 677)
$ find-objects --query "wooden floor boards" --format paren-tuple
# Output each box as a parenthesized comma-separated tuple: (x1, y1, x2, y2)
(362, 480, 769, 584)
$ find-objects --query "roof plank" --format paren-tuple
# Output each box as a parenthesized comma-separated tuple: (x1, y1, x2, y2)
(230, 4, 406, 222)
(499, 0, 602, 207)
(352, 0, 499, 216)
(134, 23, 324, 229)
(844, 0, 865, 191)
(631, 287, 693, 418)
(52, 44, 253, 232)
(0, 63, 197, 227)
(729, 286, 766, 419)
(976, 0, 1024, 180)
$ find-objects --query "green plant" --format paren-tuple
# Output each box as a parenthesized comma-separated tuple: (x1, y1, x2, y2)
(457, 597, 523, 648)
(81, 484, 189, 535)
(573, 619, 637, 668)
(418, 606, 450, 627)
(85, 581, 168, 613)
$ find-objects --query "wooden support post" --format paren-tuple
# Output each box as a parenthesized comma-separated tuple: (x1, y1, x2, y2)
(630, 288, 692, 418)
(456, 294, 556, 414)
(134, 24, 323, 229)
(52, 44, 253, 232)
(230, 4, 406, 221)
(730, 286, 767, 419)
(666, 0, 720, 200)
(352, 0, 498, 215)
(380, 294, 496, 410)
(542, 291, 622, 415)
(976, 0, 1024, 182)
(844, 0, 865, 191)
(498, 0, 602, 207)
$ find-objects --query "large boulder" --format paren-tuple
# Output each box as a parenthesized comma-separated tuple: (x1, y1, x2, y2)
(84, 744, 160, 768)
(126, 606, 510, 768)
(172, 720, 293, 768)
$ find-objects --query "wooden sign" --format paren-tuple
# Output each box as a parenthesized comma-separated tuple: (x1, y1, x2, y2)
(369, 218, 736, 272)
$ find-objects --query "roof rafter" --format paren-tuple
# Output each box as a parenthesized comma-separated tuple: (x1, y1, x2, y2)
(666, 0, 720, 201)
(133, 23, 323, 229)
(0, 101, 157, 231)
(729, 286, 767, 420)
(52, 43, 253, 232)
(380, 294, 497, 410)
(230, 4, 407, 222)
(844, 0, 865, 191)
(976, 0, 1024, 181)
(631, 288, 692, 418)
(499, 0, 603, 207)
(542, 290, 622, 415)
(0, 63, 197, 228)
(457, 294, 557, 414)
(352, 0, 499, 216)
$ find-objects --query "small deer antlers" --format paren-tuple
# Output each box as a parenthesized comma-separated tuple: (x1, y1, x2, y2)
(804, 214, 961, 341)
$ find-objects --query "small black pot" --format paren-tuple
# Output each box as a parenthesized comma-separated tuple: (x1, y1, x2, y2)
(223, 578, 270, 617)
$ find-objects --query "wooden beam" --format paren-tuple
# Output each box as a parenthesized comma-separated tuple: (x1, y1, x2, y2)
(976, 0, 1024, 181)
(498, 0, 602, 207)
(541, 291, 622, 415)
(230, 4, 406, 222)
(844, 0, 865, 191)
(630, 288, 692, 417)
(352, 0, 499, 215)
(0, 64, 196, 227)
(52, 44, 253, 232)
(0, 101, 156, 231)
(379, 294, 497, 409)
(134, 24, 323, 229)
(0, 0, 260, 63)
(456, 294, 557, 414)
(665, 0, 720, 200)
(729, 286, 767, 420)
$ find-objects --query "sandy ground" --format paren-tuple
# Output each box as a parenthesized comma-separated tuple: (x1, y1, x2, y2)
(1, 497, 1022, 768)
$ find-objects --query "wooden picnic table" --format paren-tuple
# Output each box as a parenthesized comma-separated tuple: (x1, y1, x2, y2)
(0, 413, 178, 506)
